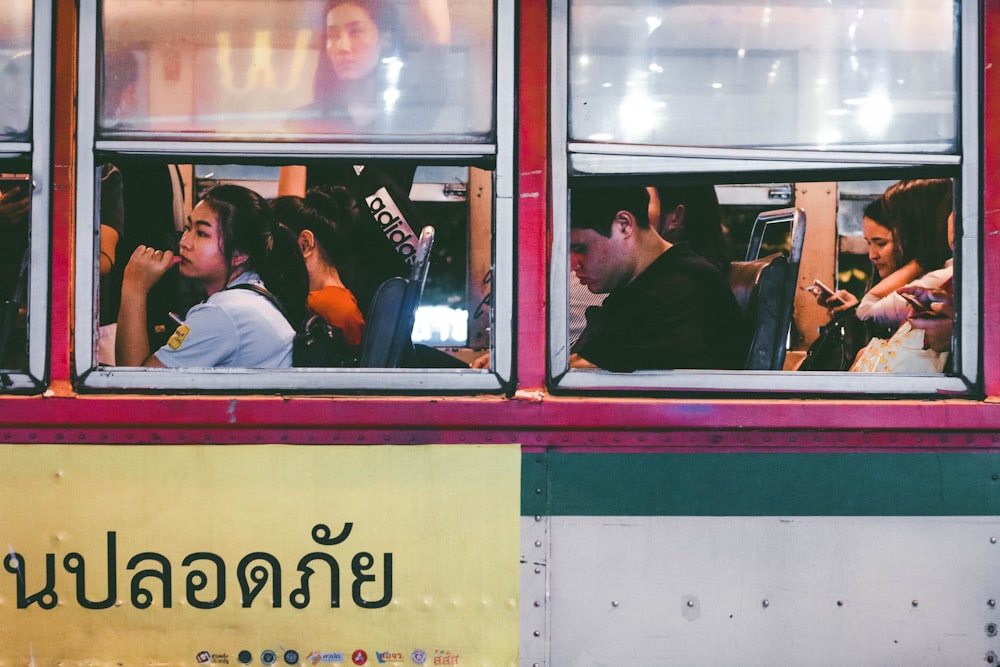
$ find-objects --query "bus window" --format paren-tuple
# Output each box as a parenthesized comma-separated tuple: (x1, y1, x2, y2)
(551, 0, 976, 395)
(76, 0, 512, 393)
(0, 0, 49, 390)
(555, 174, 965, 393)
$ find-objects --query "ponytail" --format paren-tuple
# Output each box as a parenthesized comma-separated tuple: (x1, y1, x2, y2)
(262, 225, 310, 328)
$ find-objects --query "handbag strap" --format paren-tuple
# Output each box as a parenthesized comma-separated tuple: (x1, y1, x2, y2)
(226, 282, 292, 327)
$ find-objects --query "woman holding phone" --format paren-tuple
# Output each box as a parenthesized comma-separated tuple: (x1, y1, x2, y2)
(815, 178, 953, 334)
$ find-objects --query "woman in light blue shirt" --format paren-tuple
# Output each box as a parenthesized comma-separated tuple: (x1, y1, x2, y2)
(116, 184, 308, 368)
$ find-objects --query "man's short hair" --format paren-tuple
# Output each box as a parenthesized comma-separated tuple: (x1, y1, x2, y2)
(570, 186, 651, 236)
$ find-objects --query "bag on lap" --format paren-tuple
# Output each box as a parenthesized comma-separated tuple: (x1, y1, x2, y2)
(798, 310, 871, 372)
(227, 284, 357, 368)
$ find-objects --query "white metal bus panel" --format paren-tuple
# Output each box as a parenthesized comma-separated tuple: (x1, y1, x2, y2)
(526, 515, 999, 666)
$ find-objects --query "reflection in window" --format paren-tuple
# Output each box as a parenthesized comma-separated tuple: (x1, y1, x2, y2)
(0, 0, 32, 143)
(568, 0, 958, 152)
(99, 0, 495, 140)
(0, 52, 30, 142)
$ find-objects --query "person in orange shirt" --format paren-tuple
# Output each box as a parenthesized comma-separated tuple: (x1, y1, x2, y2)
(271, 186, 366, 358)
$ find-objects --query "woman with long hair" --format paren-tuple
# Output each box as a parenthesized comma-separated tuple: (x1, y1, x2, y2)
(271, 185, 366, 357)
(823, 178, 953, 331)
(116, 184, 308, 368)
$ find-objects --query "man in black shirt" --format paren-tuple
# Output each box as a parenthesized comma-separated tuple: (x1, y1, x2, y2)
(570, 186, 749, 371)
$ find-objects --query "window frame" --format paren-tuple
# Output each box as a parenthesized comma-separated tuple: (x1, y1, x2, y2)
(0, 0, 51, 391)
(548, 0, 979, 396)
(73, 0, 513, 393)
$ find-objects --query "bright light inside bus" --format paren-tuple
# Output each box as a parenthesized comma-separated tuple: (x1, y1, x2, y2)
(618, 86, 660, 141)
(412, 306, 468, 346)
(850, 92, 894, 137)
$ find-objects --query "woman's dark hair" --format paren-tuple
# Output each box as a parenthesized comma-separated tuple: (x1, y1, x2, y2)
(312, 0, 399, 102)
(656, 184, 727, 271)
(881, 178, 953, 271)
(200, 184, 309, 326)
(271, 185, 360, 285)
(862, 196, 886, 226)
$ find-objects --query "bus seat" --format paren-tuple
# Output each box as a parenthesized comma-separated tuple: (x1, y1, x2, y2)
(360, 226, 435, 368)
(729, 252, 790, 370)
(733, 207, 806, 370)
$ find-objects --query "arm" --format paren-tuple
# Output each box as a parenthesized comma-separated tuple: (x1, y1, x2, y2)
(115, 245, 174, 367)
(857, 262, 951, 327)
(900, 286, 954, 353)
(865, 259, 925, 299)
(416, 0, 451, 44)
(98, 163, 124, 277)
(569, 353, 598, 369)
(278, 165, 307, 198)
(99, 224, 119, 277)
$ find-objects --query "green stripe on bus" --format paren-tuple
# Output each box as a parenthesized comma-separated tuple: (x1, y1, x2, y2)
(521, 452, 1000, 516)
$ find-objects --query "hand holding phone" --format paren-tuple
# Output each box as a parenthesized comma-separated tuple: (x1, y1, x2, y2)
(899, 291, 947, 319)
(805, 279, 845, 306)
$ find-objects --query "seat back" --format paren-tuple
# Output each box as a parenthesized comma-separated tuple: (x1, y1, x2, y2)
(360, 226, 435, 368)
(732, 207, 807, 370)
(728, 252, 789, 370)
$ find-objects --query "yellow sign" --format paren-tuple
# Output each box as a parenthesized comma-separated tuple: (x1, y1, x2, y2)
(0, 444, 520, 666)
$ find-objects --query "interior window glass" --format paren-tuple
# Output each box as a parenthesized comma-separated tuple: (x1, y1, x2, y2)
(568, 0, 958, 152)
(560, 175, 961, 388)
(99, 0, 496, 141)
(93, 159, 491, 371)
(0, 163, 30, 371)
(0, 2, 33, 374)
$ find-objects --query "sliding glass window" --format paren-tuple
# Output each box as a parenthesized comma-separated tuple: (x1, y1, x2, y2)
(76, 0, 513, 392)
(551, 0, 977, 396)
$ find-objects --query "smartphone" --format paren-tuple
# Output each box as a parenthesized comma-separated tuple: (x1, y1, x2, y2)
(900, 292, 944, 318)
(805, 279, 844, 306)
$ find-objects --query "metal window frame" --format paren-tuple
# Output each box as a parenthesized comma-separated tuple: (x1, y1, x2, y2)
(74, 0, 513, 393)
(549, 0, 978, 396)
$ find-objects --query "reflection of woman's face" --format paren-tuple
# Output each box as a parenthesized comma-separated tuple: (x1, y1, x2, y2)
(326, 3, 381, 82)
(862, 216, 901, 279)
